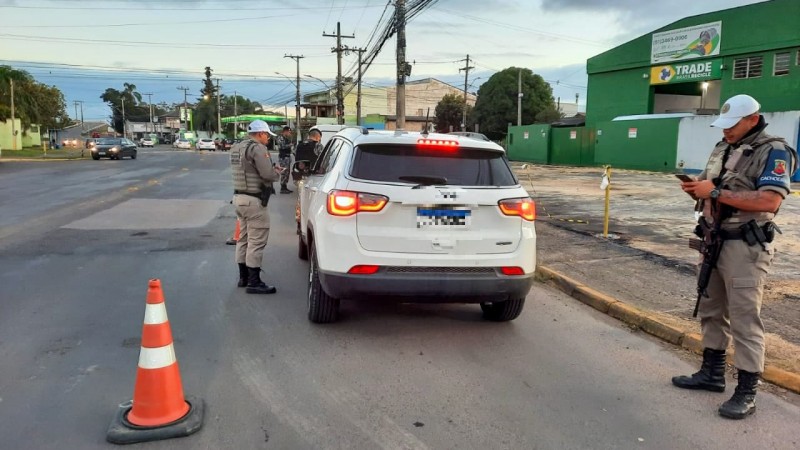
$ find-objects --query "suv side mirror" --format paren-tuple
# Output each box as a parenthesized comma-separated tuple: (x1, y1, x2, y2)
(292, 160, 310, 180)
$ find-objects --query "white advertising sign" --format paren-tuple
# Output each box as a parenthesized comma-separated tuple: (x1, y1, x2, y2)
(651, 21, 722, 64)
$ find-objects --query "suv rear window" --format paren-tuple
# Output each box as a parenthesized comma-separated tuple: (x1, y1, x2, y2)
(350, 144, 516, 187)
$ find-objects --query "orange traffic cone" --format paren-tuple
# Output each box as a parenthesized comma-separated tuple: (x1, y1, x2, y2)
(225, 219, 240, 245)
(107, 279, 204, 445)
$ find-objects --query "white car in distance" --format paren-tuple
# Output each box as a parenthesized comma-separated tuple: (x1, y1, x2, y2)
(297, 128, 537, 323)
(195, 138, 216, 151)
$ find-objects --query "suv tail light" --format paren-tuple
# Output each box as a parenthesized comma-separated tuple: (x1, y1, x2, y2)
(348, 265, 380, 274)
(327, 190, 389, 217)
(498, 198, 536, 221)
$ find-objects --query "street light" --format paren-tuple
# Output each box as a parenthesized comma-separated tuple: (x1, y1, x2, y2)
(274, 72, 296, 86)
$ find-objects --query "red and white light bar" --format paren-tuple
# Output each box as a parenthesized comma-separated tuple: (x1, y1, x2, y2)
(416, 139, 459, 148)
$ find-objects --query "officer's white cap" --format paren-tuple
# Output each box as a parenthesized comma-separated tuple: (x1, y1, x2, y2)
(711, 94, 760, 129)
(247, 120, 276, 136)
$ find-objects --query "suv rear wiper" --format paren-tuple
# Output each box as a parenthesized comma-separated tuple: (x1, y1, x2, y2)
(398, 175, 448, 189)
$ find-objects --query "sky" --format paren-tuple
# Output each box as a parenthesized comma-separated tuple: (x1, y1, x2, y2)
(0, 0, 764, 122)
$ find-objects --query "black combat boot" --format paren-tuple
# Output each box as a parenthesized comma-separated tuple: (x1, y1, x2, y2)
(718, 369, 759, 419)
(237, 263, 248, 288)
(280, 183, 293, 194)
(246, 267, 277, 294)
(672, 348, 727, 392)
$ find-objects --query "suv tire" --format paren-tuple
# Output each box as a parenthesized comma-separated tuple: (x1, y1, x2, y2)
(480, 298, 525, 322)
(298, 235, 308, 260)
(308, 244, 339, 323)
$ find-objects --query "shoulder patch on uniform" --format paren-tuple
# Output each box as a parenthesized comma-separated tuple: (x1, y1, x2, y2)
(757, 148, 791, 190)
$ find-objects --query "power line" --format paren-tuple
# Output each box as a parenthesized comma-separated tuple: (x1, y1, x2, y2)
(0, 34, 329, 50)
(0, 3, 382, 12)
(2, 13, 303, 28)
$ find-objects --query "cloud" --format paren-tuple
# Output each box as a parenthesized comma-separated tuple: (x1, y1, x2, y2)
(540, 0, 644, 12)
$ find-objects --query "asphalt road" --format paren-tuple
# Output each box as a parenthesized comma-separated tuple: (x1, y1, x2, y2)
(0, 146, 798, 449)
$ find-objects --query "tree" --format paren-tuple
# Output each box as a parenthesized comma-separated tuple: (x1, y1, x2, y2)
(194, 66, 220, 134)
(434, 93, 467, 133)
(0, 65, 70, 132)
(470, 67, 555, 140)
(100, 83, 166, 134)
(535, 106, 563, 124)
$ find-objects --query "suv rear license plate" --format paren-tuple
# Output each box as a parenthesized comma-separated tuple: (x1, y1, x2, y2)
(417, 207, 471, 229)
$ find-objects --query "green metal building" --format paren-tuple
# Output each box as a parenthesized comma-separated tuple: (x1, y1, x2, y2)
(509, 0, 800, 171)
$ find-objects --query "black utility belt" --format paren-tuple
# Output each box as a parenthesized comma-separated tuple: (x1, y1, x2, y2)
(234, 190, 261, 199)
(697, 220, 780, 245)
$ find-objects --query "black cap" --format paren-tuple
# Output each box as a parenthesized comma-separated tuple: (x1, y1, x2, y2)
(282, 126, 291, 131)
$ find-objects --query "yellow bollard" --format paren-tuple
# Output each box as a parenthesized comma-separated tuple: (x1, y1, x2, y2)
(602, 166, 612, 237)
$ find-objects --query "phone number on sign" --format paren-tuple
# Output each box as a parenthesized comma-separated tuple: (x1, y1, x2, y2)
(654, 35, 688, 45)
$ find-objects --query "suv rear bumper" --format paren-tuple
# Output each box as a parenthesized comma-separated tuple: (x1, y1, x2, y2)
(318, 269, 533, 302)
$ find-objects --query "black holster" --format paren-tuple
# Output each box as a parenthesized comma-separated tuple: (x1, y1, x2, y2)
(739, 219, 780, 247)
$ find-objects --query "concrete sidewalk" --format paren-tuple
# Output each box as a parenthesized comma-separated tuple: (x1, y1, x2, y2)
(514, 163, 800, 394)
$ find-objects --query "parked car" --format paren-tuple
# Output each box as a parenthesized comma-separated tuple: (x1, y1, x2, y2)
(296, 128, 535, 323)
(91, 138, 138, 160)
(221, 138, 234, 151)
(139, 137, 155, 147)
(174, 139, 192, 149)
(196, 138, 216, 151)
(62, 138, 78, 147)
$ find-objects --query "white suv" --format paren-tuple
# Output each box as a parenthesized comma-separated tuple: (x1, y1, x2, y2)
(297, 128, 536, 323)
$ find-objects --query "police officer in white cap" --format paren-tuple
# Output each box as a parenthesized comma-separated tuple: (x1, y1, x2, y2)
(230, 120, 283, 294)
(674, 94, 798, 419)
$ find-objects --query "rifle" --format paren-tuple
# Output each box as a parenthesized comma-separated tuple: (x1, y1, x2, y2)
(689, 216, 725, 318)
(260, 183, 276, 207)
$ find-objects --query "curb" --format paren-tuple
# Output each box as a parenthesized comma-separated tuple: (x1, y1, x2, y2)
(535, 265, 800, 395)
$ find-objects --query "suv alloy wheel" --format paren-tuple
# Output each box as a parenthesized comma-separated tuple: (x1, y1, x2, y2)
(308, 244, 339, 323)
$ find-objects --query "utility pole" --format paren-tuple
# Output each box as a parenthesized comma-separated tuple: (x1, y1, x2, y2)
(459, 54, 474, 131)
(323, 22, 355, 125)
(144, 93, 153, 135)
(395, 0, 407, 129)
(284, 54, 305, 143)
(214, 78, 222, 137)
(73, 101, 80, 131)
(10, 78, 16, 150)
(121, 96, 127, 138)
(517, 69, 522, 126)
(233, 90, 238, 139)
(177, 86, 189, 130)
(74, 100, 85, 131)
(344, 47, 367, 126)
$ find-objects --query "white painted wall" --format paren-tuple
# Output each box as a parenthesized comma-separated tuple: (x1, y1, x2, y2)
(676, 111, 800, 173)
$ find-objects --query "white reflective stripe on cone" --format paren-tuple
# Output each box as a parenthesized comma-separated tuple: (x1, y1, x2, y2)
(138, 344, 177, 369)
(143, 302, 169, 325)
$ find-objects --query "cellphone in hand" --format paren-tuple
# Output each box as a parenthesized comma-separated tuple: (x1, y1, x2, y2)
(674, 174, 693, 182)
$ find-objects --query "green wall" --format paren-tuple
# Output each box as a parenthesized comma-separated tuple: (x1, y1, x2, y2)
(586, 69, 652, 128)
(506, 124, 550, 163)
(594, 118, 681, 172)
(550, 127, 595, 166)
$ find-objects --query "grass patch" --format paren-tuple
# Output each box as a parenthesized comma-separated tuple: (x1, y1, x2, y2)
(0, 146, 88, 160)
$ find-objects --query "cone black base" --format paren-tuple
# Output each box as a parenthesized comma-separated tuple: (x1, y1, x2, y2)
(106, 396, 204, 445)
